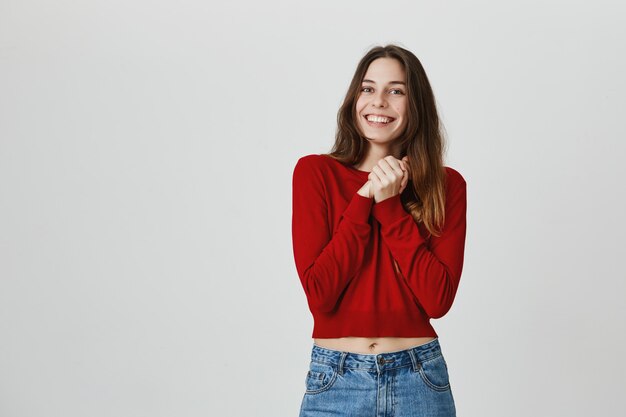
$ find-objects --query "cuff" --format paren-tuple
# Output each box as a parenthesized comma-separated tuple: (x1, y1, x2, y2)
(372, 194, 408, 225)
(342, 192, 374, 224)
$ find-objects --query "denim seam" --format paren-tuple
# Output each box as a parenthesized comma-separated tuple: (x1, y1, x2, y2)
(419, 353, 443, 364)
(417, 365, 451, 392)
(304, 367, 339, 395)
(415, 355, 450, 392)
(314, 358, 421, 371)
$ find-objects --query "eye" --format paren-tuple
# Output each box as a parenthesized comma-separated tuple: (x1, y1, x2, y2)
(360, 87, 404, 95)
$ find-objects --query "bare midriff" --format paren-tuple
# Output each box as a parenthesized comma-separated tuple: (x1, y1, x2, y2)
(313, 336, 436, 354)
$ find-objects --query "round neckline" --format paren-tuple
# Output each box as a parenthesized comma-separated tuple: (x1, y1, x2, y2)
(321, 154, 371, 176)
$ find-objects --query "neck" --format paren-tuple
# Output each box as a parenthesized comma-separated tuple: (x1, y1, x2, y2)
(357, 142, 400, 171)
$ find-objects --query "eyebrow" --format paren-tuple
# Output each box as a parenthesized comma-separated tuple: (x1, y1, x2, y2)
(362, 79, 406, 85)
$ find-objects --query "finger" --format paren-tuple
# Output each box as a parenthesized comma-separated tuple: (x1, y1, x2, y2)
(369, 169, 383, 188)
(371, 166, 387, 185)
(364, 179, 373, 198)
(376, 158, 391, 170)
(400, 170, 408, 192)
(379, 157, 404, 179)
(384, 155, 404, 172)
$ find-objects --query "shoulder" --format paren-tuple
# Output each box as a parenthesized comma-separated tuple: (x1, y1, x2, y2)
(444, 166, 467, 187)
(292, 154, 331, 186)
(293, 153, 332, 176)
(443, 166, 467, 201)
(294, 153, 326, 169)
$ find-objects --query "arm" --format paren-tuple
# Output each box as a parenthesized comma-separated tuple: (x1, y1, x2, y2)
(372, 171, 467, 318)
(291, 157, 374, 313)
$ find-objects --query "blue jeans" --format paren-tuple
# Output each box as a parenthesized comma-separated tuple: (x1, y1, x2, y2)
(298, 338, 456, 417)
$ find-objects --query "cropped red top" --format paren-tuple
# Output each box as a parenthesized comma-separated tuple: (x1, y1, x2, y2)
(291, 153, 467, 338)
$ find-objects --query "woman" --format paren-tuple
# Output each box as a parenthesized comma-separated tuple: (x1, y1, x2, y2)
(291, 44, 467, 416)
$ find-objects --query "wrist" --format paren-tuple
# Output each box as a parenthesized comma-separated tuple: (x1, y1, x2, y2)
(374, 192, 399, 204)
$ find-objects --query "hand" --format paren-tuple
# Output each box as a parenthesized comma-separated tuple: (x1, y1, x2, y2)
(357, 156, 410, 199)
(357, 179, 372, 198)
(399, 156, 409, 194)
(370, 156, 410, 203)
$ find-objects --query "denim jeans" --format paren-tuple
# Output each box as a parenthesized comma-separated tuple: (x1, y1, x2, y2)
(298, 338, 456, 417)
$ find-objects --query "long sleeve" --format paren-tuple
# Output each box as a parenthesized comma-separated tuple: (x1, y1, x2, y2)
(371, 171, 467, 318)
(291, 156, 374, 313)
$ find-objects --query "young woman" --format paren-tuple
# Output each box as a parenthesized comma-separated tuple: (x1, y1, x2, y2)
(291, 44, 467, 416)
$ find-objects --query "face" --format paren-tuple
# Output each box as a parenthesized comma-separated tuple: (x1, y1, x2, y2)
(355, 57, 408, 143)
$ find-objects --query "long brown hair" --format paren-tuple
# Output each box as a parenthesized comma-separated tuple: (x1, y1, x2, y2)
(326, 44, 448, 238)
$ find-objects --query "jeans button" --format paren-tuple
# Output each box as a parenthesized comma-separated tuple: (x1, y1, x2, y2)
(378, 356, 384, 365)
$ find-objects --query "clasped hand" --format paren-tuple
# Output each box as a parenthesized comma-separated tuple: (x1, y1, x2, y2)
(358, 156, 410, 203)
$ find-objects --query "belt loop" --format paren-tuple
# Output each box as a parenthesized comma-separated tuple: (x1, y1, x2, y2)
(338, 352, 348, 376)
(407, 348, 419, 372)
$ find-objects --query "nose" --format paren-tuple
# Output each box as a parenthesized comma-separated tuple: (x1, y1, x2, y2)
(372, 91, 387, 108)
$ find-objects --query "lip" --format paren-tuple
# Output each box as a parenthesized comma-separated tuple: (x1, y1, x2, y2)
(364, 113, 396, 120)
(363, 114, 396, 127)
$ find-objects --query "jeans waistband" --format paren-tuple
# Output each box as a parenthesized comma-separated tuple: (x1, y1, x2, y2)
(310, 338, 442, 373)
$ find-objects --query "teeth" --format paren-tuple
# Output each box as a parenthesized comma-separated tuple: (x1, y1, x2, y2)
(366, 115, 392, 123)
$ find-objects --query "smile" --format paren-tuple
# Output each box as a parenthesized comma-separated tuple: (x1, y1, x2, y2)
(364, 114, 395, 127)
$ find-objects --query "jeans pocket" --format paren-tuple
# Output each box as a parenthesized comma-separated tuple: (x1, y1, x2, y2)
(304, 360, 339, 394)
(416, 353, 451, 392)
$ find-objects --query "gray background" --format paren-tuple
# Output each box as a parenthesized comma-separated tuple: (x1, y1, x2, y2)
(1, 0, 625, 416)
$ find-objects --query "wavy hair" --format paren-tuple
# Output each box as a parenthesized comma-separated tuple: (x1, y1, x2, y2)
(326, 44, 448, 238)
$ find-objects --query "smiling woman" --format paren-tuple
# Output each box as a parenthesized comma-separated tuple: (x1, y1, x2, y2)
(355, 58, 408, 140)
(292, 44, 466, 417)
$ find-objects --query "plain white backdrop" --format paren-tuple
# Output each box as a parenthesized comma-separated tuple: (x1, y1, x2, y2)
(1, 0, 625, 416)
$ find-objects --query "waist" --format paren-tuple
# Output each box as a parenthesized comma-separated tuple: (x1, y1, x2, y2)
(309, 337, 442, 371)
(310, 309, 438, 340)
(313, 336, 436, 354)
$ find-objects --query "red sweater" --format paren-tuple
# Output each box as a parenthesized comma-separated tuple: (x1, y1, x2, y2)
(291, 154, 467, 338)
